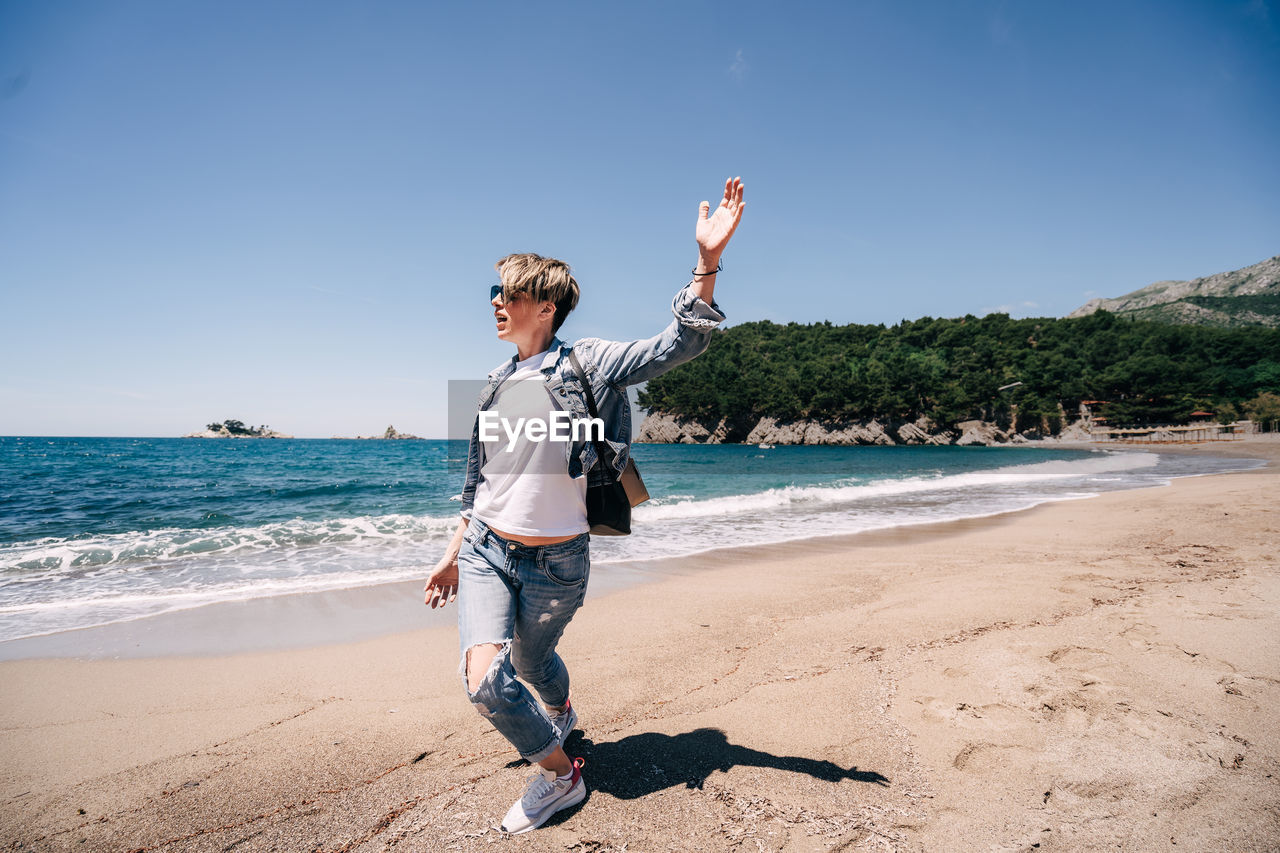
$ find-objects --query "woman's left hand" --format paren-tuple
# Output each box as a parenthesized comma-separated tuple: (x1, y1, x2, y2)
(695, 177, 745, 261)
(424, 557, 459, 609)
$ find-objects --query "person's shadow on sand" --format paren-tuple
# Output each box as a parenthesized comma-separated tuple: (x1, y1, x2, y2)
(509, 727, 888, 827)
(572, 727, 889, 798)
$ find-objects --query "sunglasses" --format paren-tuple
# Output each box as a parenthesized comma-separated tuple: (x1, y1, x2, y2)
(490, 285, 522, 303)
(491, 286, 529, 306)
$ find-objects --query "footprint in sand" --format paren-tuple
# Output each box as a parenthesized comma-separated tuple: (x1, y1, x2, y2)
(920, 697, 1028, 728)
(1045, 645, 1107, 665)
(951, 741, 1030, 772)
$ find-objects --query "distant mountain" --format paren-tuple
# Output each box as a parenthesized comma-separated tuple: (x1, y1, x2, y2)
(1068, 254, 1280, 328)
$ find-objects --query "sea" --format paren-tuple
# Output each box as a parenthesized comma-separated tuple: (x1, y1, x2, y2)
(0, 437, 1262, 645)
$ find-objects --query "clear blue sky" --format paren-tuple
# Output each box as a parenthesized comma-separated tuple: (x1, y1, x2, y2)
(3, 0, 1277, 437)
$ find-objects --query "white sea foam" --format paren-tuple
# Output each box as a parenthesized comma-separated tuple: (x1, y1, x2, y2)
(634, 451, 1158, 522)
(1, 512, 461, 574)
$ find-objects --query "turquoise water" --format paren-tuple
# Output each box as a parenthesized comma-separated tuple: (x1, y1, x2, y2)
(0, 437, 1260, 643)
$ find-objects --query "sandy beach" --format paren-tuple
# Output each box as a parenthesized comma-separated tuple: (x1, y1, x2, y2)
(2, 441, 1278, 852)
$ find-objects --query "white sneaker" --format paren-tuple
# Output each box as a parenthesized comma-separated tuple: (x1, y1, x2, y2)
(500, 758, 585, 835)
(549, 699, 578, 747)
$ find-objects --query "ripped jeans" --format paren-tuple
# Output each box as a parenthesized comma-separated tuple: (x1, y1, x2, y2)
(456, 518, 590, 763)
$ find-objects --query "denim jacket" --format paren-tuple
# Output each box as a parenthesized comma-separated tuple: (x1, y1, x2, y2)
(459, 282, 725, 520)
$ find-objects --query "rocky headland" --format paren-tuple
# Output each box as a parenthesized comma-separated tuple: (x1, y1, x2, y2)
(636, 412, 1094, 447)
(1068, 253, 1280, 328)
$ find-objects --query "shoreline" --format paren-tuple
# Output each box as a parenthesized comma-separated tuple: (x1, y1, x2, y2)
(0, 507, 1055, 663)
(2, 441, 1278, 849)
(0, 440, 1270, 662)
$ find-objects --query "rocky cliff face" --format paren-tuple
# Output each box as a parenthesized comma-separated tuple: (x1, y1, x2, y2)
(635, 412, 1075, 447)
(634, 414, 756, 444)
(743, 416, 896, 446)
(953, 420, 1010, 446)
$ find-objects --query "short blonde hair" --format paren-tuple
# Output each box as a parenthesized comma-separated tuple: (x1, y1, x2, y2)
(495, 253, 580, 334)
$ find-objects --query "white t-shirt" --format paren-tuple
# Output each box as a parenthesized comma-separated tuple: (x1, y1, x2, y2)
(471, 353, 589, 537)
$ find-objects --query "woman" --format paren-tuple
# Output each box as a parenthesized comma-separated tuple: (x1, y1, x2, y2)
(424, 177, 745, 834)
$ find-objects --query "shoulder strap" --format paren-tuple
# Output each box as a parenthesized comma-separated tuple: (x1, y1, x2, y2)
(568, 348, 616, 478)
(568, 349, 600, 419)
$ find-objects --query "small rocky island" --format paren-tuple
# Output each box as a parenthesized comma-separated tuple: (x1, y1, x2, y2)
(183, 420, 293, 439)
(356, 425, 423, 440)
(330, 425, 426, 440)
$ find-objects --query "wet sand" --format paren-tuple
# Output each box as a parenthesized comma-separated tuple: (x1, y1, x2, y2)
(2, 440, 1277, 851)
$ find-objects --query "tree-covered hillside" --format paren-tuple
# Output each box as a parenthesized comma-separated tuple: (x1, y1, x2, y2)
(637, 312, 1280, 431)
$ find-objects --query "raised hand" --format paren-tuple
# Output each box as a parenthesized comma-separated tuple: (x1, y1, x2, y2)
(695, 177, 745, 263)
